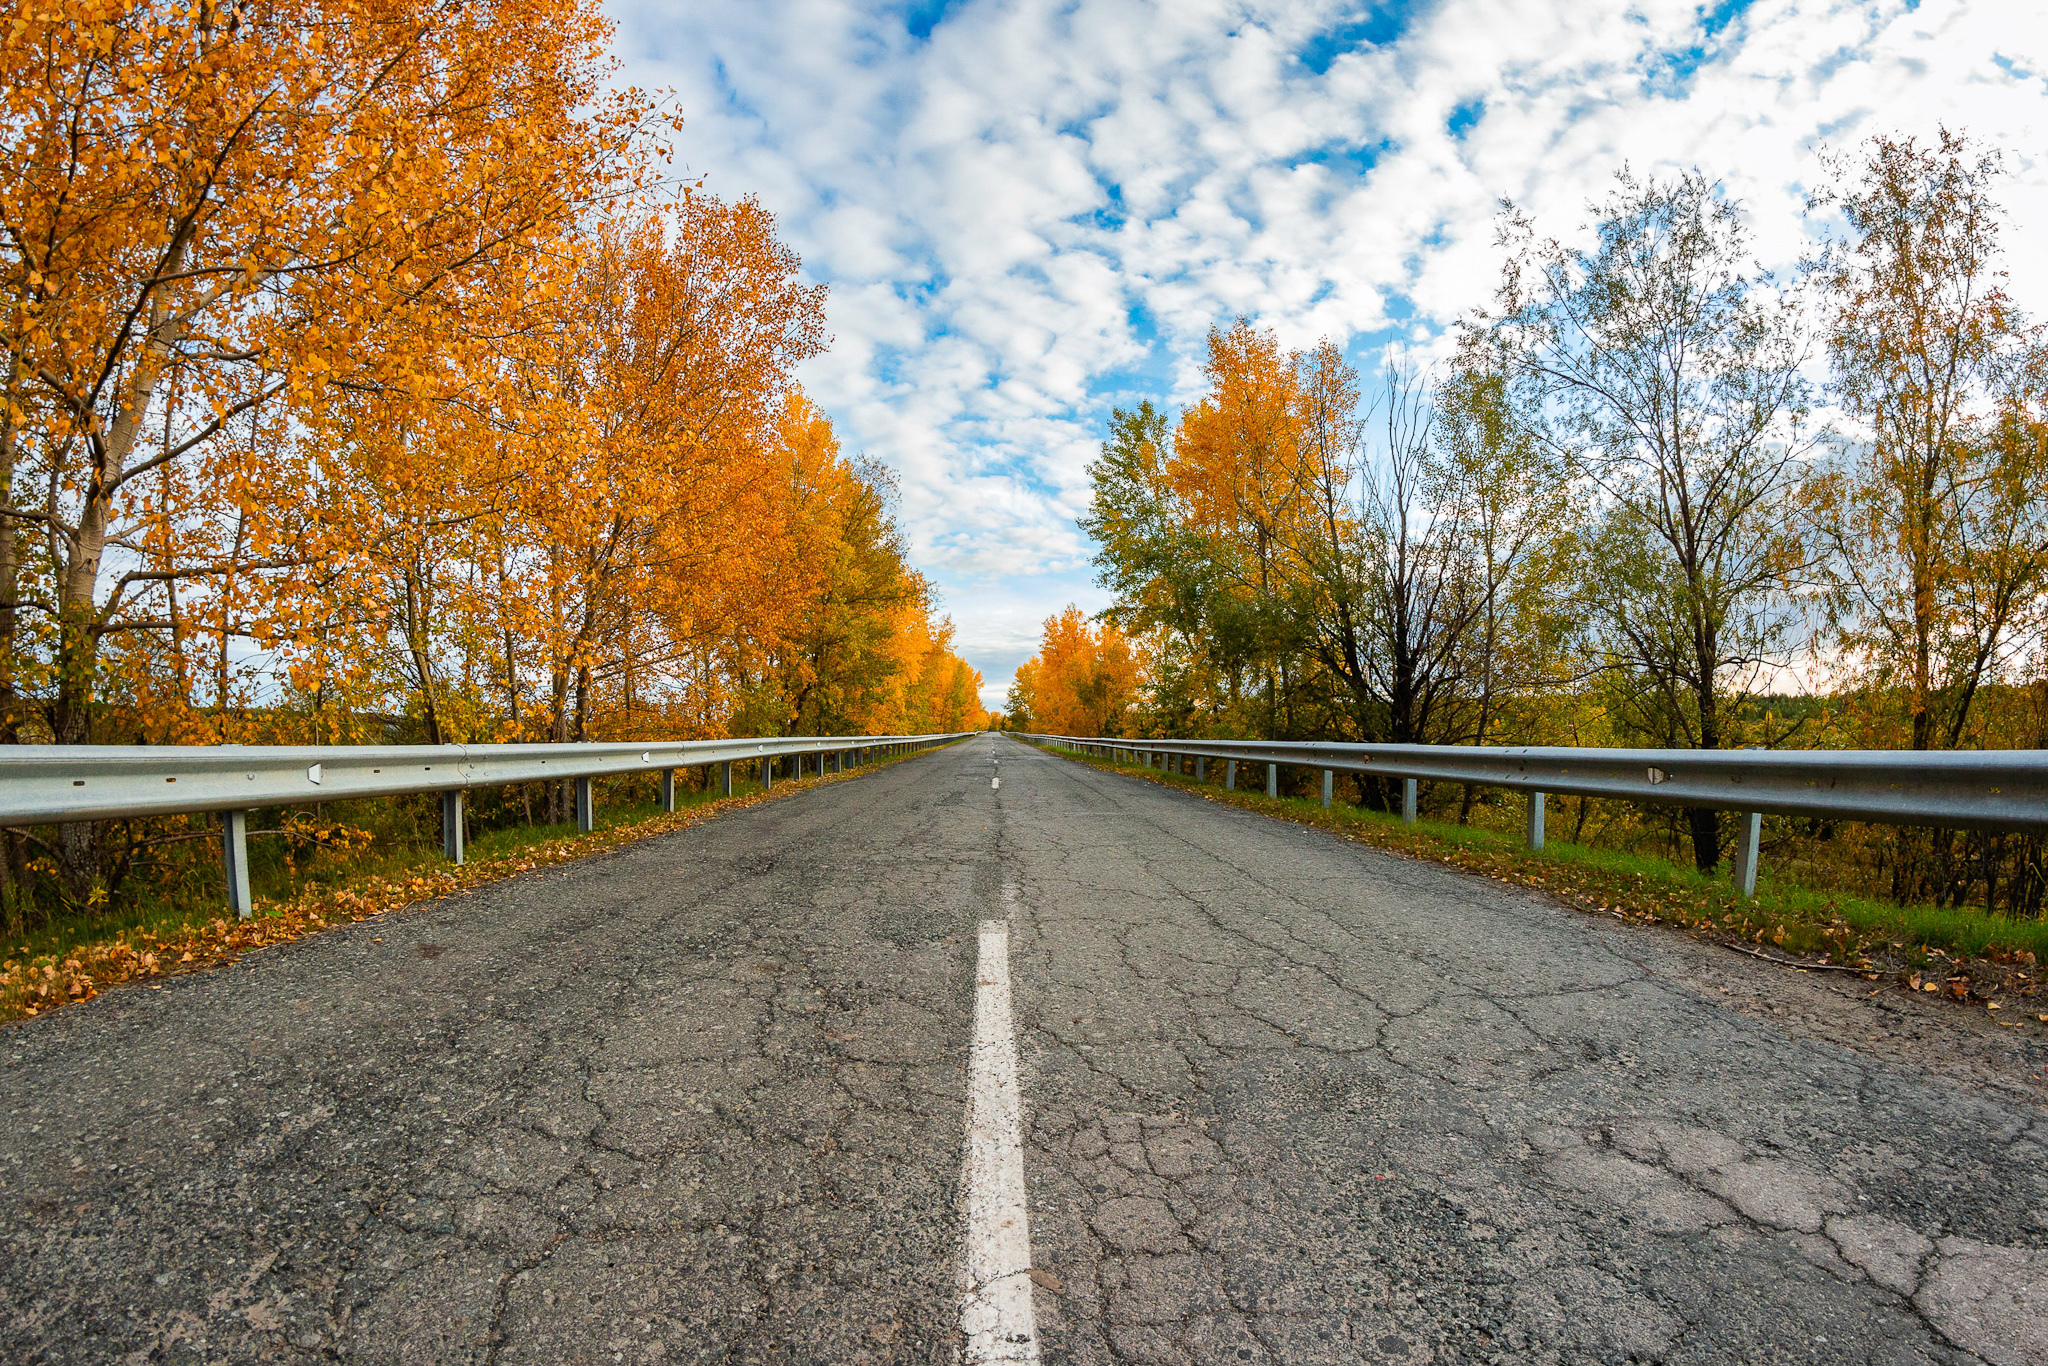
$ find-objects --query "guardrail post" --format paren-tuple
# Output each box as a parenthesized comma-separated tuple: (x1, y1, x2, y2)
(720, 760, 733, 796)
(1266, 763, 1278, 798)
(576, 777, 594, 832)
(222, 810, 253, 919)
(1322, 769, 1333, 808)
(1402, 778, 1417, 825)
(1196, 756, 1205, 782)
(1733, 811, 1761, 899)
(660, 769, 676, 813)
(1226, 760, 1236, 790)
(441, 791, 465, 864)
(1525, 792, 1546, 850)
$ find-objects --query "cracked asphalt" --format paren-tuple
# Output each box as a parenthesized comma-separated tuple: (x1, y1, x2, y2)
(2, 732, 2046, 1364)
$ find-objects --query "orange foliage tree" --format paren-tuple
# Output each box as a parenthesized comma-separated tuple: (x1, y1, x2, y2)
(1006, 605, 1138, 736)
(0, 5, 987, 919)
(2, 0, 650, 894)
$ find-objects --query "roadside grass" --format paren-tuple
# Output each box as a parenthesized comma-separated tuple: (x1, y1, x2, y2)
(1041, 743, 2046, 1017)
(0, 746, 946, 1023)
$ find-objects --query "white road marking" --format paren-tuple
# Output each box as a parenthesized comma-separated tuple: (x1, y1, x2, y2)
(960, 915, 1039, 1363)
(992, 777, 1000, 790)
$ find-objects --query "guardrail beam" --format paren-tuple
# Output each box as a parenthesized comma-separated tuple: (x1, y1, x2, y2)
(1014, 733, 2048, 835)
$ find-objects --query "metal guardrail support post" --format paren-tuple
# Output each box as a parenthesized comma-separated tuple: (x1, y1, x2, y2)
(222, 809, 253, 919)
(1322, 769, 1333, 808)
(1226, 760, 1236, 790)
(762, 757, 773, 790)
(1402, 778, 1417, 825)
(1196, 756, 1206, 782)
(441, 791, 465, 865)
(1733, 811, 1761, 899)
(660, 769, 676, 813)
(721, 760, 733, 796)
(1266, 763, 1278, 798)
(575, 777, 594, 833)
(1525, 792, 1546, 850)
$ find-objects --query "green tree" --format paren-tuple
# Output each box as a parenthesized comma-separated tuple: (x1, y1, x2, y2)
(1499, 171, 1815, 872)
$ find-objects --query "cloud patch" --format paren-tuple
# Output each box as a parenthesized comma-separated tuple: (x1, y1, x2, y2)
(607, 0, 2048, 707)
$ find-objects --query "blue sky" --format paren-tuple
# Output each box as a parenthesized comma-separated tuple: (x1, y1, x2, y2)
(606, 0, 2048, 708)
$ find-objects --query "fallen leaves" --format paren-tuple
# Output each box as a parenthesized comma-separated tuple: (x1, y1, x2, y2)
(0, 754, 908, 1023)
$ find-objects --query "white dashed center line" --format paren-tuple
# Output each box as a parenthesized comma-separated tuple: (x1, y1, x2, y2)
(960, 914, 1039, 1362)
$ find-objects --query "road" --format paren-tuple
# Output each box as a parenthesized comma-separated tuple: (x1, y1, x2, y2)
(1, 732, 2045, 1364)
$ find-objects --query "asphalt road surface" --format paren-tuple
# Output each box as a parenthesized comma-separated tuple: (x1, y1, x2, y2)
(2, 733, 2045, 1364)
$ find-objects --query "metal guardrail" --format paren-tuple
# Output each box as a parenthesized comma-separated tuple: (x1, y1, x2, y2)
(0, 732, 974, 916)
(1017, 732, 2048, 898)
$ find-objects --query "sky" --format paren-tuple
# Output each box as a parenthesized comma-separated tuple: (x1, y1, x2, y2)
(605, 0, 2048, 710)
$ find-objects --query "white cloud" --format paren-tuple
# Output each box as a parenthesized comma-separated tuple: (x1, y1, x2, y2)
(606, 0, 2048, 709)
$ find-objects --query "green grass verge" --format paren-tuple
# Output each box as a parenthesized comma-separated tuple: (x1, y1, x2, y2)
(1041, 743, 2048, 971)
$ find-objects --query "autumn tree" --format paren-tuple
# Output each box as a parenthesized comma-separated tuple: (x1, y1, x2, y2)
(766, 401, 930, 735)
(1170, 320, 1322, 734)
(1006, 606, 1139, 737)
(1805, 130, 2048, 906)
(1807, 131, 2047, 752)
(2, 0, 644, 895)
(501, 198, 823, 764)
(1433, 344, 1580, 738)
(1082, 401, 1247, 733)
